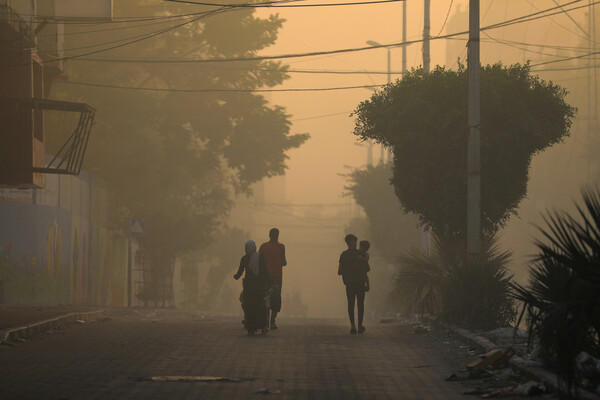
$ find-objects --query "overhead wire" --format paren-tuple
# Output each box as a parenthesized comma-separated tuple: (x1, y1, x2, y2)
(5, 0, 598, 69)
(23, 0, 600, 95)
(4, 6, 233, 66)
(526, 0, 589, 41)
(56, 81, 384, 92)
(60, 0, 600, 66)
(530, 49, 600, 66)
(165, 0, 404, 7)
(436, 0, 454, 37)
(483, 32, 574, 59)
(11, 0, 306, 24)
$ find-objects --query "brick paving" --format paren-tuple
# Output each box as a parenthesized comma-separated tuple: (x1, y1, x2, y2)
(0, 304, 94, 330)
(0, 315, 470, 400)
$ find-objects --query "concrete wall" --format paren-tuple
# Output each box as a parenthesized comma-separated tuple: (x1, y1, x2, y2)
(0, 170, 129, 306)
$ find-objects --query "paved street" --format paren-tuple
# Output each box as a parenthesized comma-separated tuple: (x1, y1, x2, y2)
(0, 313, 469, 400)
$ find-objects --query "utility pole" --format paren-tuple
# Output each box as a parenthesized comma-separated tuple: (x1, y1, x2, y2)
(467, 0, 481, 257)
(402, 0, 407, 75)
(386, 0, 407, 164)
(421, 0, 431, 254)
(423, 0, 430, 73)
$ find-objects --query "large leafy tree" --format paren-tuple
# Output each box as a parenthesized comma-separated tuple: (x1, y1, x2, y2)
(352, 64, 575, 242)
(48, 0, 308, 301)
(345, 163, 420, 263)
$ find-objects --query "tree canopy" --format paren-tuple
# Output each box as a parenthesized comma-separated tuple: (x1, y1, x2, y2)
(345, 163, 420, 263)
(48, 0, 309, 259)
(352, 64, 575, 240)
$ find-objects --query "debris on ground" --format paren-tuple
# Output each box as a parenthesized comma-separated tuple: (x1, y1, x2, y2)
(482, 327, 529, 358)
(466, 348, 516, 370)
(486, 328, 528, 340)
(463, 380, 547, 398)
(576, 351, 600, 393)
(525, 347, 545, 368)
(149, 376, 242, 382)
(512, 380, 546, 396)
(481, 388, 517, 397)
(75, 320, 86, 324)
(411, 325, 432, 334)
(253, 388, 282, 394)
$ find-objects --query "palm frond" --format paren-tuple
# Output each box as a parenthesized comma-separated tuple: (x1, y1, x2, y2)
(510, 187, 600, 398)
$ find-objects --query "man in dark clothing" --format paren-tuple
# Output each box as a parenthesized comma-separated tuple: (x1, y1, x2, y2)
(338, 234, 370, 334)
(260, 228, 287, 330)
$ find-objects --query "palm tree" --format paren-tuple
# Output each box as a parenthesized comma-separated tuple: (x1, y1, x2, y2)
(395, 233, 514, 330)
(511, 187, 600, 397)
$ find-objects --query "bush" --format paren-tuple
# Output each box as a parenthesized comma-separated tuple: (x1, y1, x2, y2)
(511, 187, 600, 397)
(395, 234, 515, 330)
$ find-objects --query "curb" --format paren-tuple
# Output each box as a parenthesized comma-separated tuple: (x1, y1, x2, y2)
(453, 327, 599, 400)
(0, 310, 104, 342)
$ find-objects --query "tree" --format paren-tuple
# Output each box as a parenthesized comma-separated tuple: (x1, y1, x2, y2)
(48, 0, 309, 303)
(352, 64, 575, 242)
(345, 163, 420, 263)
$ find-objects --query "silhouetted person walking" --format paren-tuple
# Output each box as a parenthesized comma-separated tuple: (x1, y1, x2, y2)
(338, 234, 370, 334)
(260, 228, 287, 329)
(234, 240, 271, 335)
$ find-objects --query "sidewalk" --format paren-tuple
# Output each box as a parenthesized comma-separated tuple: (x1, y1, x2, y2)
(0, 304, 95, 330)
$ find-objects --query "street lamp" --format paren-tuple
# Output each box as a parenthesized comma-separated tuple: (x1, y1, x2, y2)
(366, 40, 391, 85)
(353, 142, 372, 166)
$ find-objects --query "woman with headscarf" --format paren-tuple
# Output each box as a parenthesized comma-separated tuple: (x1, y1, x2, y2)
(234, 240, 271, 335)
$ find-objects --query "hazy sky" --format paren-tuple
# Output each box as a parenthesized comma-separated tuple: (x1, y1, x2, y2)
(250, 0, 590, 208)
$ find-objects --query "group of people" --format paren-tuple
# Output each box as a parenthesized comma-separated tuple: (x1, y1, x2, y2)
(234, 229, 371, 336)
(234, 228, 286, 335)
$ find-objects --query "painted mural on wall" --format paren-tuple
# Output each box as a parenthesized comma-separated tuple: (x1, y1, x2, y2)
(0, 171, 129, 306)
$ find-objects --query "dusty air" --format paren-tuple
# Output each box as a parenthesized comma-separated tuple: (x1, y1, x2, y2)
(0, 0, 598, 399)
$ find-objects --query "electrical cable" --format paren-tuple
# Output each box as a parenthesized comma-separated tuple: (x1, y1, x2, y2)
(483, 32, 574, 58)
(5, 0, 598, 68)
(11, 0, 307, 24)
(58, 0, 600, 66)
(166, 0, 404, 7)
(56, 81, 383, 92)
(436, 0, 454, 36)
(530, 49, 600, 66)
(3, 7, 230, 66)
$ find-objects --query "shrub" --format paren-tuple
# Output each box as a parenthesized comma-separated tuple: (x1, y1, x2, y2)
(511, 187, 600, 397)
(395, 234, 515, 330)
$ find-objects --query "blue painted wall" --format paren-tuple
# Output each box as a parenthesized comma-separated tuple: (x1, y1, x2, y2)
(0, 171, 129, 306)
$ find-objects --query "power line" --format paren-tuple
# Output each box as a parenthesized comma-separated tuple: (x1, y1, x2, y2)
(436, 0, 454, 36)
(56, 0, 600, 65)
(6, 0, 597, 69)
(483, 32, 577, 59)
(530, 49, 600, 66)
(55, 15, 209, 53)
(4, 8, 229, 67)
(57, 80, 383, 92)
(480, 38, 592, 53)
(12, 0, 303, 24)
(166, 0, 404, 7)
(533, 65, 600, 72)
(70, 60, 405, 75)
(21, 12, 206, 38)
(483, 0, 585, 30)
